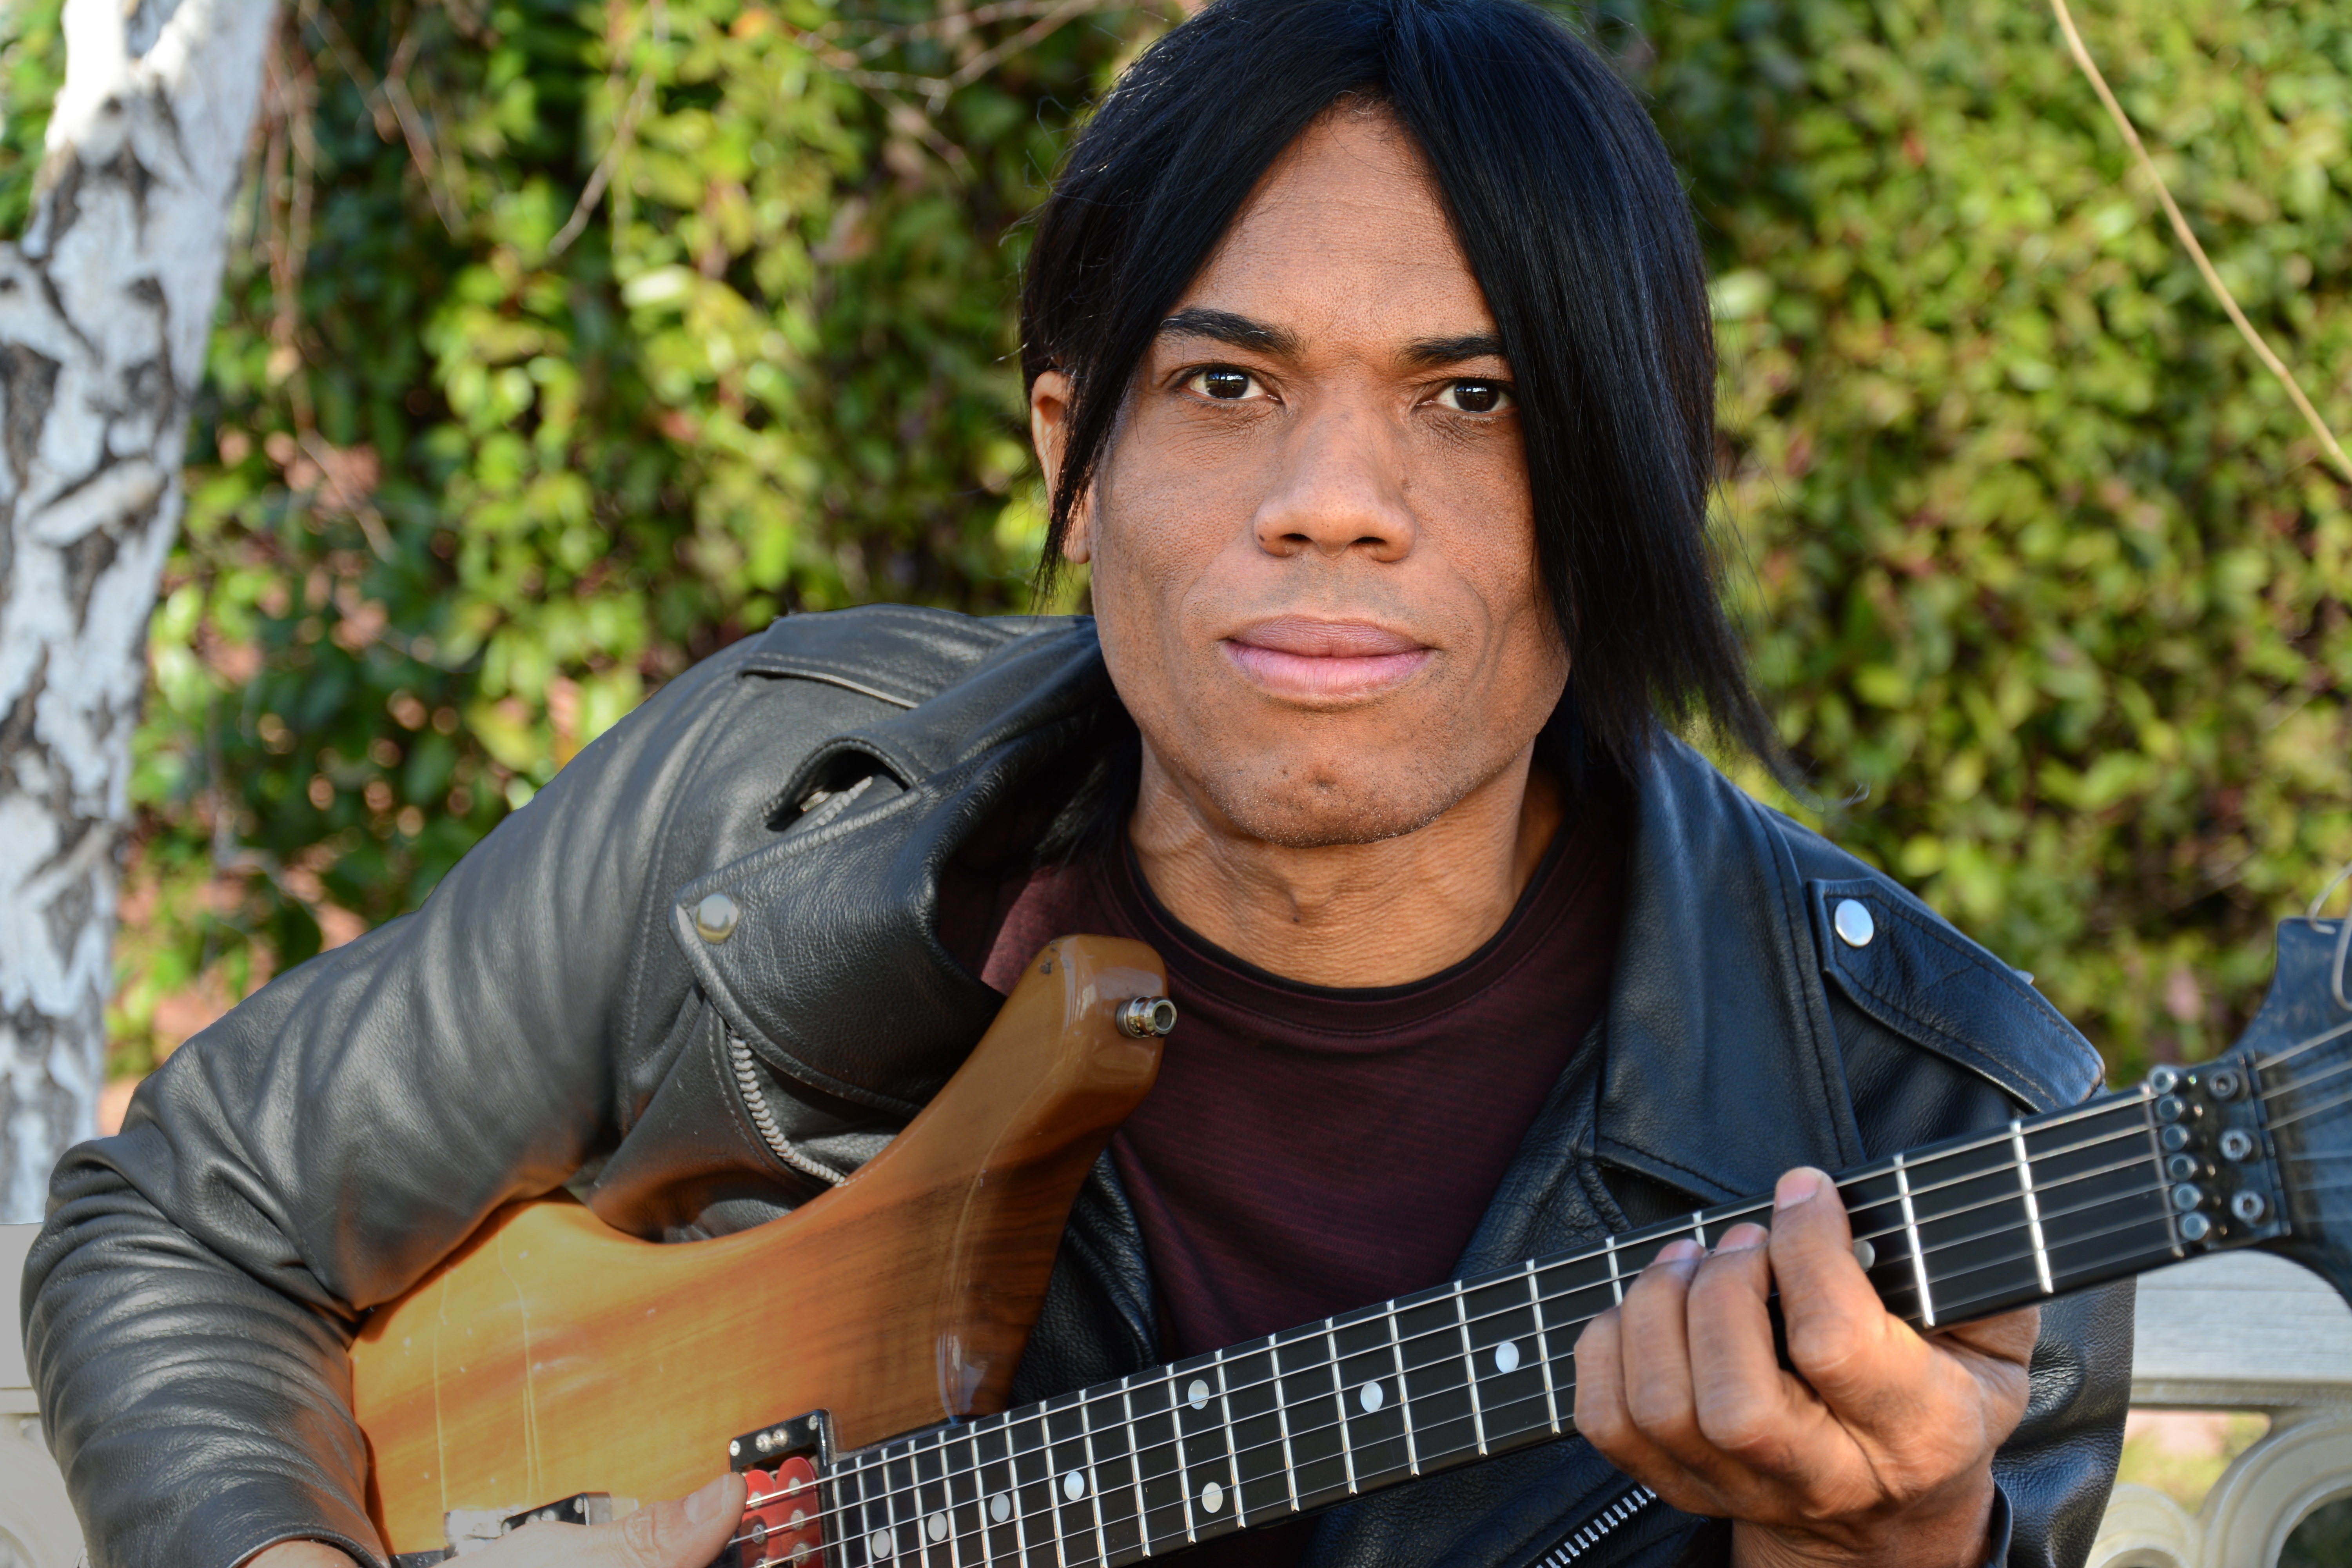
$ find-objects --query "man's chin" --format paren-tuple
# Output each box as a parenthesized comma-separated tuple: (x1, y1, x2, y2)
(1197, 773, 1463, 851)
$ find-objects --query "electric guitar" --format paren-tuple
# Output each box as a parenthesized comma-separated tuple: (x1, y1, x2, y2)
(354, 915, 2352, 1566)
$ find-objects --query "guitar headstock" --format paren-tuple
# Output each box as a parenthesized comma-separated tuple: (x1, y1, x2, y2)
(2205, 917, 2352, 1296)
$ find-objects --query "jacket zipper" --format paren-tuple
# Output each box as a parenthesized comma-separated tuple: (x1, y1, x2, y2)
(727, 1031, 849, 1187)
(1532, 1484, 1657, 1566)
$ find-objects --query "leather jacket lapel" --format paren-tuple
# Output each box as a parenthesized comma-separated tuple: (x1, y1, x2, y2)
(1591, 739, 1868, 1201)
(669, 616, 1113, 1114)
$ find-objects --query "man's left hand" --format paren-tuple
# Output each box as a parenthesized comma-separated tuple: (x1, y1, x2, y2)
(1572, 1166, 2038, 1568)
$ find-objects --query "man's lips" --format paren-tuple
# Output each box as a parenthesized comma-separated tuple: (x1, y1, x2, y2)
(1222, 617, 1432, 699)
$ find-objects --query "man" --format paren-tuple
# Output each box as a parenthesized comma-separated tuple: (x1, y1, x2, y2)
(25, 1, 2129, 1565)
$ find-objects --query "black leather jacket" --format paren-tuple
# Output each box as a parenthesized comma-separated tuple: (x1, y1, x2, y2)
(24, 606, 2129, 1568)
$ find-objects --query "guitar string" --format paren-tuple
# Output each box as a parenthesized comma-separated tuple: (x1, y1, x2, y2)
(723, 1105, 2194, 1545)
(730, 1171, 2191, 1561)
(2255, 1078, 2352, 1132)
(770, 1012, 2352, 1543)
(725, 1005, 2352, 1550)
(724, 1136, 2184, 1551)
(726, 1104, 2172, 1535)
(2247, 1013, 2352, 1078)
(2258, 1033, 2352, 1112)
(741, 1034, 2351, 1556)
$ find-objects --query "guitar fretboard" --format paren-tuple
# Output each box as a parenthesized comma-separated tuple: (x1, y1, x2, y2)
(808, 1091, 2179, 1567)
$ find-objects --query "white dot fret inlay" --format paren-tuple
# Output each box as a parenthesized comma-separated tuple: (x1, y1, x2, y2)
(1494, 1341, 1521, 1374)
(1063, 1469, 1087, 1501)
(927, 1513, 947, 1542)
(1359, 1379, 1385, 1413)
(990, 1493, 1011, 1524)
(1187, 1377, 1210, 1410)
(869, 1530, 892, 1559)
(1201, 1480, 1226, 1513)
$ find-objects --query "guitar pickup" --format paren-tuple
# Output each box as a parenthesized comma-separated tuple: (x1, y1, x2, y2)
(729, 1408, 833, 1470)
(386, 1493, 632, 1563)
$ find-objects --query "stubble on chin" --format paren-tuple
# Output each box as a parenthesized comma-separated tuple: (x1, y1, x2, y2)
(1180, 743, 1490, 851)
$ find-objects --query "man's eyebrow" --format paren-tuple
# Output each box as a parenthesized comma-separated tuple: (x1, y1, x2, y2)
(1156, 308, 1302, 358)
(1400, 332, 1508, 371)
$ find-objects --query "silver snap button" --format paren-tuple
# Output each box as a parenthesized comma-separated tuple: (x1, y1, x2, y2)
(1833, 898, 1875, 948)
(694, 892, 740, 943)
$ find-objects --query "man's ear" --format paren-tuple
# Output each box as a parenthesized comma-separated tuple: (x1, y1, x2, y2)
(1028, 368, 1093, 563)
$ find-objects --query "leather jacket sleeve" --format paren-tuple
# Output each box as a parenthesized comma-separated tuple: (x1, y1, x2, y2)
(20, 640, 833, 1568)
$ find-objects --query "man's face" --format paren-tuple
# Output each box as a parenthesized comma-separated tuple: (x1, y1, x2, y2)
(1036, 108, 1567, 849)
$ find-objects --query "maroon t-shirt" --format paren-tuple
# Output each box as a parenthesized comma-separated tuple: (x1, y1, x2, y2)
(953, 783, 1628, 1566)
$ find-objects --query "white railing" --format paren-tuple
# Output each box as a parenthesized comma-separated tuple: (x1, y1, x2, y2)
(2089, 1249, 2352, 1567)
(0, 1227, 2342, 1567)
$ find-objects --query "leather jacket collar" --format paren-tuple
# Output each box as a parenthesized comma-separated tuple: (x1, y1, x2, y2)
(677, 607, 2100, 1180)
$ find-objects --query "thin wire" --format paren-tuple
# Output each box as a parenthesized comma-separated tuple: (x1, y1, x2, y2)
(2049, 0, 2352, 487)
(2305, 862, 2352, 922)
(733, 1001, 2352, 1551)
(738, 1157, 2191, 1559)
(757, 1101, 2170, 1532)
(2251, 1016, 2352, 1081)
(726, 1120, 2182, 1549)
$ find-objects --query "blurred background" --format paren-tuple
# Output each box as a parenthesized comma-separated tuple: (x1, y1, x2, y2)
(0, 0, 2335, 1111)
(0, 0, 2340, 1545)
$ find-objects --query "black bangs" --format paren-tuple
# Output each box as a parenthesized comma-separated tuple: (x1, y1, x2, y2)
(1018, 0, 1779, 779)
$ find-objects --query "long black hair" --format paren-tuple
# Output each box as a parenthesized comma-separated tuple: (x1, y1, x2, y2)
(1019, 0, 1779, 786)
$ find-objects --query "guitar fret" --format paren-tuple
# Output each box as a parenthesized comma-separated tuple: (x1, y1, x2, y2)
(844, 1073, 2257, 1568)
(1454, 1284, 1489, 1456)
(1273, 1354, 1299, 1513)
(1215, 1348, 1241, 1514)
(1330, 1322, 1359, 1496)
(1894, 1153, 1935, 1328)
(1080, 1393, 1109, 1568)
(957, 1425, 987, 1567)
(1526, 1259, 1562, 1434)
(2011, 1120, 2055, 1296)
(880, 1439, 905, 1568)
(1172, 1370, 1198, 1545)
(1122, 1380, 1148, 1556)
(839, 1450, 869, 1566)
(1387, 1307, 1420, 1476)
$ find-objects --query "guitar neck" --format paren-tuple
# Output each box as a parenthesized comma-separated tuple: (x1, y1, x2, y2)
(809, 1074, 2272, 1568)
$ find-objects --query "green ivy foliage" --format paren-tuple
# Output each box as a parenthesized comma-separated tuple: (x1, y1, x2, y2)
(84, 0, 1155, 1073)
(1624, 0, 2351, 1078)
(30, 0, 2345, 1083)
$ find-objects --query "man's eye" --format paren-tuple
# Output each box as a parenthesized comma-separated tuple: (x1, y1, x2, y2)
(1185, 367, 1264, 401)
(1437, 380, 1514, 414)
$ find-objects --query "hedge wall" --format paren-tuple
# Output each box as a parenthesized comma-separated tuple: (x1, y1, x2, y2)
(3, 0, 2337, 1083)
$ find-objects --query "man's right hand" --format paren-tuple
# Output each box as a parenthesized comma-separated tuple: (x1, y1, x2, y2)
(243, 1473, 747, 1568)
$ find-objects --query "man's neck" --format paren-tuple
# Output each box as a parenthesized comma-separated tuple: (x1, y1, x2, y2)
(1125, 742, 1563, 989)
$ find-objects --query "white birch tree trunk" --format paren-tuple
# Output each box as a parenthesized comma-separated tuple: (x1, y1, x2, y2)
(0, 0, 276, 1221)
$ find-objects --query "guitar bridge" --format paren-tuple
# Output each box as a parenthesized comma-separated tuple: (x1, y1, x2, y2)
(729, 1411, 831, 1567)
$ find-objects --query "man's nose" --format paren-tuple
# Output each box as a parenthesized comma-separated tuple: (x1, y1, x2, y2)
(1248, 395, 1417, 563)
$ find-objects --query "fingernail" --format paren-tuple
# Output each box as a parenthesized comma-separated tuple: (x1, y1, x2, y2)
(1775, 1168, 1826, 1210)
(1655, 1238, 1702, 1267)
(686, 1474, 733, 1524)
(1715, 1222, 1769, 1252)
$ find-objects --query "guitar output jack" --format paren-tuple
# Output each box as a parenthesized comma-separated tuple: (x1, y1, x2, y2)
(1117, 996, 1179, 1038)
